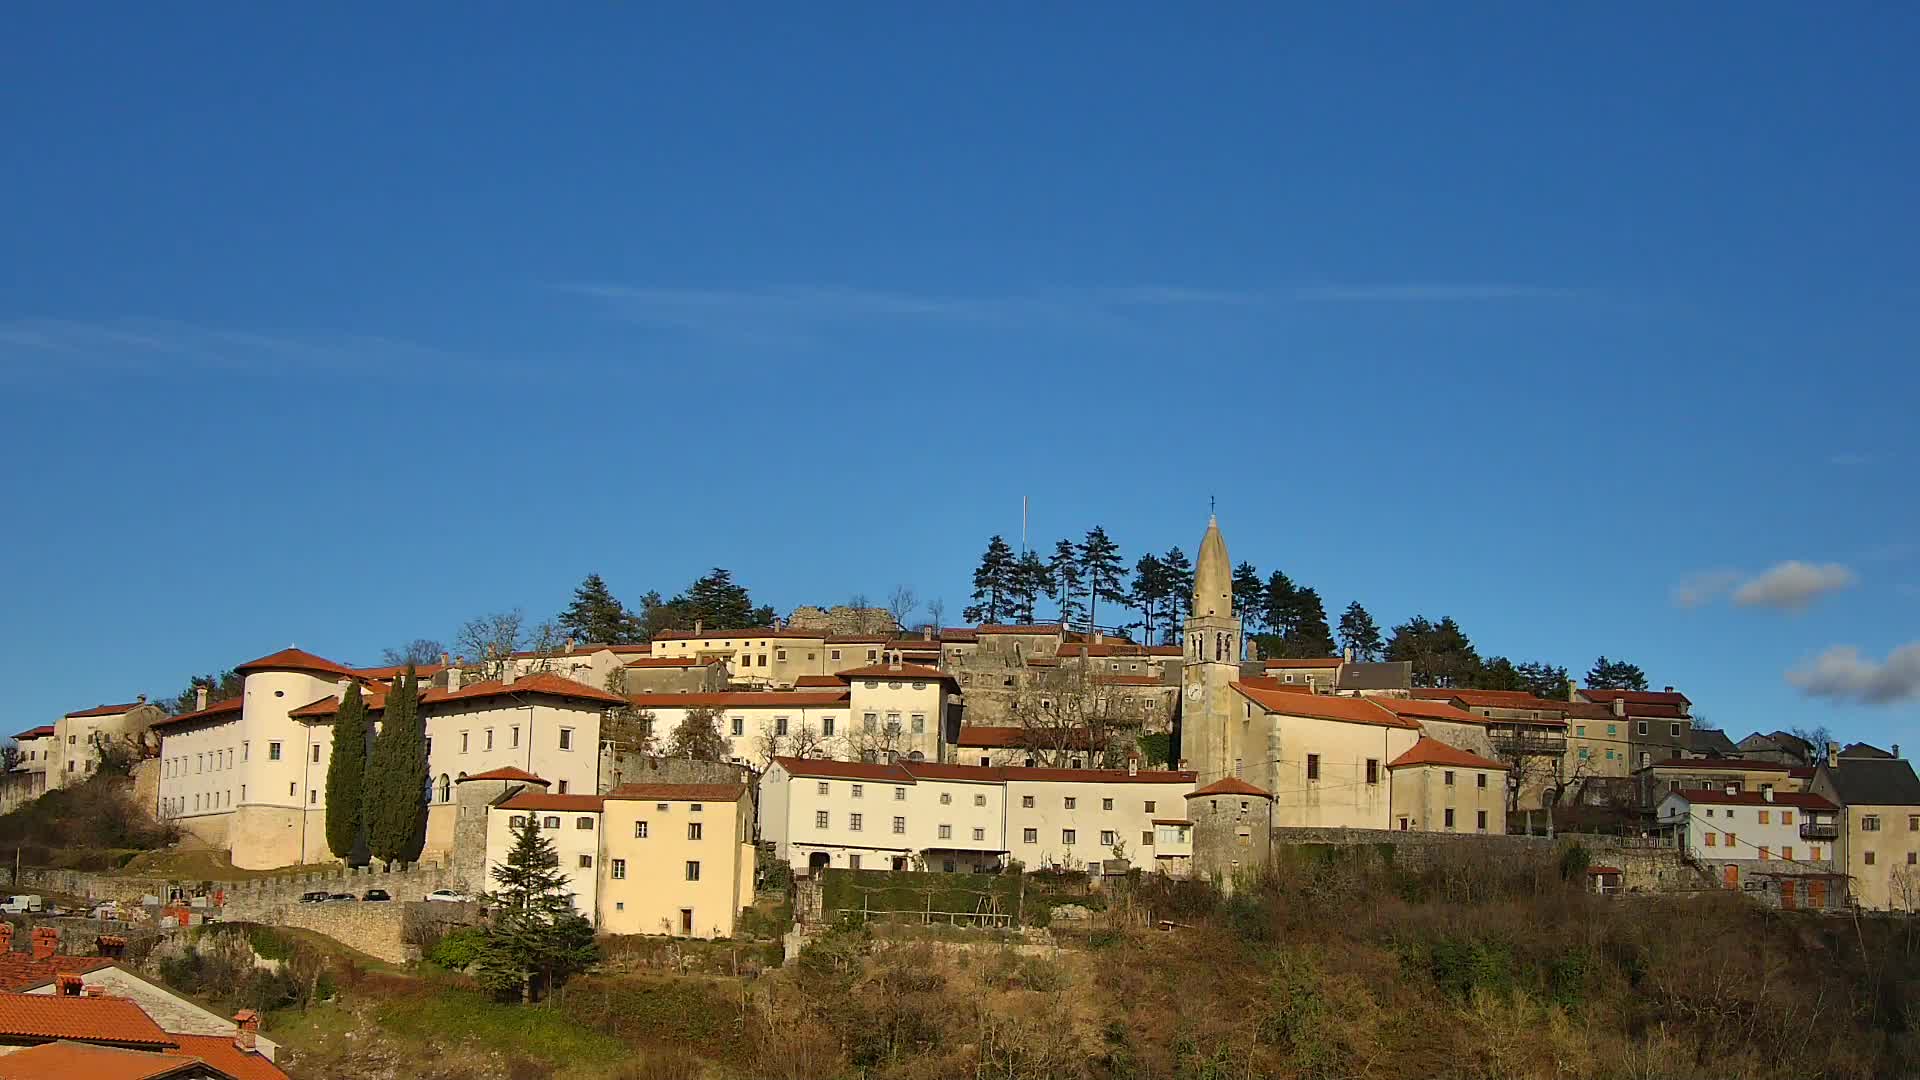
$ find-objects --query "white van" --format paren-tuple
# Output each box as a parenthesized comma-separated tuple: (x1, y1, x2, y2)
(0, 896, 44, 914)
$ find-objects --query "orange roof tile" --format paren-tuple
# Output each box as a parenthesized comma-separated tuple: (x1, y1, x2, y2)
(1261, 657, 1343, 670)
(0, 1042, 215, 1080)
(233, 648, 354, 678)
(607, 783, 749, 802)
(149, 696, 244, 730)
(833, 663, 955, 683)
(1187, 777, 1272, 798)
(12, 725, 56, 740)
(63, 702, 150, 719)
(625, 691, 849, 709)
(0, 991, 174, 1047)
(457, 767, 549, 785)
(1232, 684, 1419, 729)
(1665, 788, 1836, 810)
(651, 627, 825, 641)
(1367, 697, 1489, 725)
(0, 954, 118, 992)
(498, 793, 607, 812)
(293, 673, 626, 718)
(167, 1033, 290, 1080)
(793, 675, 843, 688)
(1388, 737, 1509, 771)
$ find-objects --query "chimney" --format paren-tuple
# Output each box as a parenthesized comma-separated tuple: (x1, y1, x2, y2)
(31, 927, 59, 960)
(888, 650, 902, 672)
(1827, 742, 1840, 767)
(1094, 631, 1105, 644)
(1894, 743, 1902, 759)
(55, 973, 82, 997)
(440, 651, 451, 667)
(83, 983, 105, 997)
(565, 638, 576, 655)
(1763, 788, 1774, 802)
(0, 923, 14, 950)
(1612, 699, 1626, 718)
(1127, 751, 1139, 777)
(1344, 646, 1355, 664)
(195, 686, 209, 712)
(233, 1010, 260, 1052)
(136, 694, 146, 705)
(922, 626, 933, 642)
(694, 620, 704, 636)
(1566, 678, 1577, 703)
(95, 935, 126, 957)
(1663, 686, 1673, 694)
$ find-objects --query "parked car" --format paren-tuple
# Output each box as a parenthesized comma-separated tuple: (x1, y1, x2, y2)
(362, 889, 391, 902)
(424, 889, 473, 903)
(321, 893, 356, 903)
(298, 891, 330, 904)
(0, 896, 43, 914)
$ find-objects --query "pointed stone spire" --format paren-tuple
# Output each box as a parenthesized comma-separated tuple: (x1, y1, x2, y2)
(1193, 514, 1232, 617)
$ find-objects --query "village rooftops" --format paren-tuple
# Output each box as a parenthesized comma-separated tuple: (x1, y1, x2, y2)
(833, 662, 956, 683)
(1261, 657, 1343, 670)
(1231, 684, 1421, 730)
(1187, 777, 1273, 799)
(0, 990, 175, 1048)
(497, 792, 608, 813)
(62, 701, 150, 718)
(232, 647, 355, 679)
(290, 673, 627, 718)
(972, 624, 1066, 636)
(1388, 737, 1509, 771)
(649, 627, 827, 641)
(457, 767, 549, 784)
(1056, 641, 1180, 658)
(11, 725, 56, 740)
(1581, 687, 1692, 707)
(0, 953, 118, 992)
(605, 783, 749, 803)
(0, 1041, 221, 1080)
(621, 691, 850, 709)
(1646, 757, 1792, 772)
(770, 756, 1195, 785)
(1822, 755, 1920, 806)
(147, 696, 244, 730)
(623, 656, 724, 669)
(1665, 788, 1838, 810)
(1367, 697, 1493, 726)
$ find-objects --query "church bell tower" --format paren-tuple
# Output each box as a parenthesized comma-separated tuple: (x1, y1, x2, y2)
(1179, 514, 1242, 785)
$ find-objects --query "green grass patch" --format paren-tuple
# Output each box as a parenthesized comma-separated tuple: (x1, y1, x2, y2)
(373, 987, 628, 1065)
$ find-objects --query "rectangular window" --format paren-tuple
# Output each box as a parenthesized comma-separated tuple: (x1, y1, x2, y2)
(1023, 828, 1037, 843)
(311, 744, 321, 763)
(892, 816, 905, 834)
(635, 821, 649, 838)
(938, 824, 952, 839)
(579, 854, 593, 869)
(1444, 771, 1456, 786)
(776, 649, 787, 662)
(1863, 815, 1881, 832)
(1101, 830, 1116, 847)
(757, 654, 767, 667)
(309, 789, 317, 804)
(831, 650, 842, 661)
(1576, 725, 1586, 737)
(823, 717, 835, 736)
(268, 742, 282, 761)
(1064, 797, 1077, 809)
(817, 781, 830, 796)
(1637, 720, 1648, 736)
(1607, 725, 1616, 736)
(1476, 810, 1487, 832)
(511, 726, 520, 747)
(1306, 754, 1320, 781)
(688, 822, 702, 840)
(863, 713, 878, 733)
(1705, 833, 1717, 847)
(1145, 800, 1156, 813)
(1062, 829, 1076, 845)
(1864, 851, 1876, 866)
(1477, 773, 1488, 789)
(974, 793, 986, 807)
(1811, 846, 1823, 860)
(1022, 795, 1035, 808)
(1758, 810, 1770, 825)
(1102, 798, 1114, 811)
(973, 827, 985, 841)
(852, 784, 864, 798)
(1444, 809, 1456, 830)
(849, 813, 862, 832)
(1671, 723, 1681, 738)
(559, 728, 573, 751)
(460, 732, 469, 753)
(685, 861, 701, 881)
(1365, 759, 1379, 785)
(731, 717, 745, 736)
(814, 811, 828, 829)
(1726, 833, 1736, 847)
(486, 729, 494, 751)
(611, 859, 626, 879)
(940, 792, 952, 805)
(894, 787, 906, 801)
(575, 816, 594, 830)
(1759, 846, 1771, 861)
(1782, 846, 1793, 861)
(774, 716, 789, 736)
(1782, 811, 1794, 826)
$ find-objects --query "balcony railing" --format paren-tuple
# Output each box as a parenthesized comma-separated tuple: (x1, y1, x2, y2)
(1799, 821, 1839, 841)
(1487, 731, 1568, 757)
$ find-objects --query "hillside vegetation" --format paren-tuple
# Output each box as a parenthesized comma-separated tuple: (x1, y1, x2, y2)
(0, 770, 176, 869)
(247, 844, 1917, 1080)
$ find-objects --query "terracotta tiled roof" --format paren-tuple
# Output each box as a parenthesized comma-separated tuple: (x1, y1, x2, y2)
(1056, 642, 1180, 658)
(1788, 766, 1817, 780)
(1232, 684, 1420, 729)
(651, 627, 825, 641)
(1001, 765, 1194, 784)
(793, 675, 843, 688)
(824, 634, 891, 644)
(294, 674, 627, 718)
(973, 624, 1065, 636)
(1388, 737, 1509, 771)
(351, 663, 449, 681)
(1261, 657, 1343, 670)
(63, 702, 149, 719)
(1187, 777, 1272, 798)
(772, 756, 1193, 786)
(0, 954, 118, 992)
(1367, 698, 1489, 726)
(899, 761, 1007, 783)
(149, 696, 245, 730)
(1648, 757, 1791, 772)
(772, 756, 913, 782)
(1410, 688, 1554, 710)
(1666, 788, 1838, 810)
(833, 663, 955, 683)
(508, 644, 652, 659)
(167, 1032, 290, 1080)
(457, 767, 548, 785)
(498, 793, 607, 813)
(1234, 676, 1316, 693)
(938, 628, 978, 643)
(606, 783, 748, 803)
(623, 657, 720, 669)
(1581, 688, 1692, 707)
(0, 991, 175, 1047)
(0, 1042, 211, 1080)
(234, 648, 354, 678)
(624, 691, 849, 709)
(953, 726, 1029, 748)
(11, 725, 55, 740)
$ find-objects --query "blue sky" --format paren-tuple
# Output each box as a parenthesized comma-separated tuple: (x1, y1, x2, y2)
(3, 5, 1915, 748)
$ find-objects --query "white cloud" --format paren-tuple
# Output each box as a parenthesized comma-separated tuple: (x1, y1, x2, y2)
(1671, 569, 1741, 609)
(1731, 561, 1859, 611)
(1787, 642, 1920, 704)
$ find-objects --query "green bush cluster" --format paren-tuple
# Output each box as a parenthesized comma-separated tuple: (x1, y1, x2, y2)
(428, 927, 490, 971)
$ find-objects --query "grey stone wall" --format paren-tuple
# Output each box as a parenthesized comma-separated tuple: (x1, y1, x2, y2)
(16, 860, 458, 915)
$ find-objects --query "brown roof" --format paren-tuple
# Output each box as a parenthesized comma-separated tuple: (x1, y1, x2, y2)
(1057, 642, 1180, 658)
(233, 648, 354, 678)
(1410, 688, 1552, 709)
(1235, 676, 1317, 693)
(625, 691, 849, 709)
(772, 756, 913, 782)
(833, 663, 956, 684)
(938, 628, 978, 643)
(457, 767, 549, 785)
(973, 624, 1065, 636)
(770, 756, 1194, 786)
(12, 725, 55, 740)
(167, 1033, 289, 1080)
(0, 1042, 214, 1080)
(606, 783, 747, 803)
(650, 627, 824, 641)
(623, 657, 720, 669)
(1666, 788, 1837, 810)
(954, 726, 1030, 748)
(149, 696, 245, 730)
(352, 663, 449, 680)
(0, 991, 174, 1047)
(1367, 698, 1489, 726)
(1001, 765, 1194, 784)
(0, 954, 118, 992)
(498, 793, 607, 812)
(1261, 657, 1343, 670)
(1187, 777, 1273, 798)
(63, 702, 149, 719)
(1388, 737, 1509, 771)
(1582, 688, 1692, 707)
(793, 675, 843, 688)
(293, 674, 626, 718)
(1232, 684, 1420, 730)
(1649, 757, 1792, 773)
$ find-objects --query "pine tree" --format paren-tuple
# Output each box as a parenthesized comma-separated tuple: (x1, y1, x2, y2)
(474, 814, 600, 1002)
(1047, 539, 1086, 627)
(1337, 602, 1383, 661)
(1230, 562, 1264, 630)
(1587, 656, 1649, 691)
(1007, 551, 1049, 624)
(965, 535, 1018, 624)
(1387, 615, 1483, 688)
(558, 572, 640, 644)
(678, 569, 760, 629)
(1516, 660, 1571, 699)
(1262, 571, 1299, 639)
(323, 684, 371, 861)
(364, 666, 429, 865)
(1128, 553, 1172, 643)
(667, 707, 731, 761)
(1287, 586, 1336, 658)
(1078, 527, 1127, 629)
(1161, 547, 1194, 630)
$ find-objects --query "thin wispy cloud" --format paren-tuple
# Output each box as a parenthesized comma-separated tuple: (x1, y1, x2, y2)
(1733, 561, 1859, 611)
(1787, 642, 1920, 705)
(0, 317, 447, 378)
(556, 281, 1581, 340)
(1671, 569, 1741, 609)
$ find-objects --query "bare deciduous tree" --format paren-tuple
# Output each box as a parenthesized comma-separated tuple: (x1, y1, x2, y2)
(382, 638, 446, 667)
(786, 723, 828, 760)
(926, 597, 946, 634)
(1005, 667, 1147, 768)
(456, 610, 525, 680)
(887, 585, 917, 633)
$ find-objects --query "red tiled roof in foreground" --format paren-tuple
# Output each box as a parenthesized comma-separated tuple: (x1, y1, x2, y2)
(1232, 684, 1421, 730)
(150, 696, 245, 730)
(0, 953, 117, 992)
(0, 991, 174, 1047)
(63, 702, 149, 719)
(606, 783, 748, 803)
(1388, 737, 1509, 772)
(457, 767, 549, 785)
(1187, 777, 1273, 799)
(0, 1042, 209, 1080)
(168, 1032, 290, 1080)
(1666, 788, 1838, 810)
(293, 673, 628, 718)
(233, 648, 355, 678)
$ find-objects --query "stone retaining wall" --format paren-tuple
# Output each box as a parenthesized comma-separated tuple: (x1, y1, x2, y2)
(14, 859, 457, 916)
(266, 901, 414, 964)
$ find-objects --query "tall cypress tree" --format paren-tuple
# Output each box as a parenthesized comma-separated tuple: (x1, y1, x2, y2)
(1338, 601, 1384, 661)
(964, 535, 1018, 624)
(323, 684, 372, 861)
(365, 665, 429, 865)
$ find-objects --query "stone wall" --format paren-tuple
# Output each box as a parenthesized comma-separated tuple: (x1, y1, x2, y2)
(0, 772, 46, 814)
(14, 858, 459, 915)
(786, 606, 899, 635)
(267, 900, 415, 964)
(1262, 826, 1706, 892)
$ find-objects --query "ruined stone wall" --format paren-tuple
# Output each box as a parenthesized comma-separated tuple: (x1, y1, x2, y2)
(787, 606, 899, 635)
(265, 899, 415, 964)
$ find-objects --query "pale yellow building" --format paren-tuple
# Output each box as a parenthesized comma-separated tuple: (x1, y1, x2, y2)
(624, 690, 851, 765)
(1229, 683, 1422, 829)
(647, 627, 836, 687)
(1387, 737, 1509, 834)
(47, 698, 165, 788)
(1810, 748, 1920, 912)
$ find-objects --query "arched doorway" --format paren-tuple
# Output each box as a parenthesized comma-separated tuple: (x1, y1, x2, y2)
(807, 852, 830, 875)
